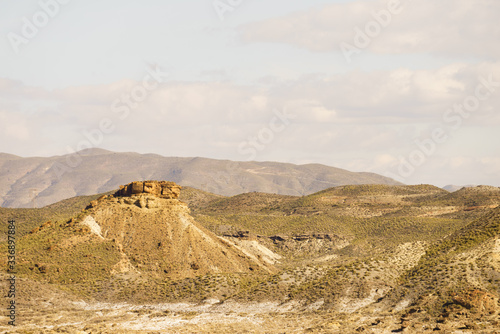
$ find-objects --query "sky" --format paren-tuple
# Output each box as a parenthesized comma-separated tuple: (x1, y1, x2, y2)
(0, 0, 499, 187)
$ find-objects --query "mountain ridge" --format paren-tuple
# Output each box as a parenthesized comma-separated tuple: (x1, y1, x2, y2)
(0, 150, 402, 208)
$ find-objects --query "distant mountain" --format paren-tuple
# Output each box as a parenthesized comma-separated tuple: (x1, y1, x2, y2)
(0, 149, 402, 208)
(442, 184, 477, 192)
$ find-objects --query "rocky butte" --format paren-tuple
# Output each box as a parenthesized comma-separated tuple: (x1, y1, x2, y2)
(78, 180, 277, 279)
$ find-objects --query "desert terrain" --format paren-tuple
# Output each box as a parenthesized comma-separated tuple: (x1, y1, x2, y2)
(1, 182, 499, 333)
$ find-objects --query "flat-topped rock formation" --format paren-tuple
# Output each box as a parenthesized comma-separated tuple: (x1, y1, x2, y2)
(115, 180, 181, 199)
(85, 181, 182, 210)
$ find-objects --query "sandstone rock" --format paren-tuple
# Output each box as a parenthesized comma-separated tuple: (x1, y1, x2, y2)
(452, 289, 499, 315)
(130, 181, 144, 194)
(86, 195, 111, 209)
(116, 181, 181, 199)
(143, 181, 160, 195)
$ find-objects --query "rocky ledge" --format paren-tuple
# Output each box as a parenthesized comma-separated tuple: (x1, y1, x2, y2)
(115, 180, 181, 199)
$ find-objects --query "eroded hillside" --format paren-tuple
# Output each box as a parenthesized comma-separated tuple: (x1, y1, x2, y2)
(0, 183, 499, 333)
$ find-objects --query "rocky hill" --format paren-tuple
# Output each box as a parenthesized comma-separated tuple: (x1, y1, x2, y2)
(0, 149, 401, 208)
(5, 181, 275, 291)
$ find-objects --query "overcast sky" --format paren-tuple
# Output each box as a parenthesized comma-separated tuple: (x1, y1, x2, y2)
(1, 0, 499, 187)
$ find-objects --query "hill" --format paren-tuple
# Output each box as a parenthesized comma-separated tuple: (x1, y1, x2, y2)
(1, 183, 499, 332)
(379, 206, 500, 330)
(0, 181, 276, 302)
(442, 184, 477, 192)
(0, 149, 401, 208)
(0, 192, 110, 242)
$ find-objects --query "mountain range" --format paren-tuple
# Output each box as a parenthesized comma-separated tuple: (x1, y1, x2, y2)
(0, 149, 401, 208)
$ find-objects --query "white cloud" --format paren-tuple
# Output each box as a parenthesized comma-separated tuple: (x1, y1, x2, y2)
(0, 112, 30, 141)
(2, 62, 499, 132)
(238, 0, 500, 58)
(285, 99, 336, 123)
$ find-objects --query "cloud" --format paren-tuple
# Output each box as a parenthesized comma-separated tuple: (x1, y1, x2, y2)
(238, 0, 500, 58)
(1, 62, 499, 130)
(0, 112, 30, 141)
(273, 62, 500, 124)
(0, 78, 47, 99)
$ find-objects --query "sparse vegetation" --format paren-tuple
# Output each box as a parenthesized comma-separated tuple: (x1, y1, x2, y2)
(0, 183, 499, 333)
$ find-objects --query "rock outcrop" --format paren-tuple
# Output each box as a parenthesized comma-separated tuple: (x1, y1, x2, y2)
(452, 289, 499, 315)
(267, 233, 349, 257)
(115, 180, 181, 199)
